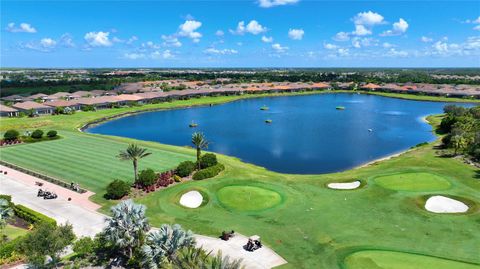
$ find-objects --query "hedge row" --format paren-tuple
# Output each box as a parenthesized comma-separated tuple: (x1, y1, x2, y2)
(13, 204, 56, 226)
(0, 236, 24, 259)
(192, 163, 225, 180)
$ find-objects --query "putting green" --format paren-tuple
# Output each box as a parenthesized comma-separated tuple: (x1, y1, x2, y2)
(216, 185, 282, 211)
(374, 172, 451, 191)
(344, 250, 480, 269)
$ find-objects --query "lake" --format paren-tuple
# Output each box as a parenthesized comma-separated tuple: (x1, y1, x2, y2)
(87, 93, 464, 174)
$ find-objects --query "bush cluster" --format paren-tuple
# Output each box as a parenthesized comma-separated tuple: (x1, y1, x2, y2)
(46, 130, 58, 138)
(199, 153, 218, 169)
(136, 169, 157, 187)
(192, 163, 225, 180)
(175, 161, 196, 177)
(3, 129, 19, 141)
(105, 179, 131, 200)
(31, 129, 44, 139)
(13, 204, 57, 226)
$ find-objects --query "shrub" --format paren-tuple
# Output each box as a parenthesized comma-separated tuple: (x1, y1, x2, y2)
(81, 105, 95, 112)
(0, 236, 25, 259)
(176, 161, 196, 177)
(137, 169, 157, 187)
(30, 129, 44, 139)
(105, 179, 131, 200)
(173, 175, 182, 182)
(192, 163, 225, 180)
(13, 204, 56, 226)
(72, 237, 96, 258)
(199, 153, 217, 169)
(3, 130, 19, 141)
(46, 130, 58, 138)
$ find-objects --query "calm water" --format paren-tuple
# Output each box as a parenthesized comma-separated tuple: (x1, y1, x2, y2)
(87, 93, 465, 174)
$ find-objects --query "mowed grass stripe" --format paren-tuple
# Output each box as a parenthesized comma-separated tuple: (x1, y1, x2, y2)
(0, 133, 193, 192)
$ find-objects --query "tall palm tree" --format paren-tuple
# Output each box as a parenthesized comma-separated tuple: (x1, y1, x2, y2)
(117, 144, 152, 182)
(191, 132, 209, 170)
(104, 200, 150, 259)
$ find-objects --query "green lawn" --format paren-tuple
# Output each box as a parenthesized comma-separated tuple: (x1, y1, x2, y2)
(344, 250, 480, 269)
(216, 185, 283, 212)
(373, 172, 452, 192)
(0, 93, 479, 268)
(2, 224, 29, 240)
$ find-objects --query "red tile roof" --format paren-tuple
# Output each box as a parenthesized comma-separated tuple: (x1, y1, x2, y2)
(12, 101, 52, 110)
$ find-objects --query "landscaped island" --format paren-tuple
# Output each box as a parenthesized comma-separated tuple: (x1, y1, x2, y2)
(0, 91, 479, 269)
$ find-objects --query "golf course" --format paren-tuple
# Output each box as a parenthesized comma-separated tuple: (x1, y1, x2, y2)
(0, 91, 479, 269)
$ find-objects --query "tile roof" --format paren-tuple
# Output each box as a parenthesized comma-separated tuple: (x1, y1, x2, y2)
(0, 104, 19, 112)
(12, 101, 52, 110)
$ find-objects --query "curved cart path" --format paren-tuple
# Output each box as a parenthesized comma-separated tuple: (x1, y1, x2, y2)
(0, 166, 287, 269)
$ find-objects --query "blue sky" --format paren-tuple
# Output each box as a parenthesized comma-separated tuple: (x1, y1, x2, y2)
(1, 0, 480, 67)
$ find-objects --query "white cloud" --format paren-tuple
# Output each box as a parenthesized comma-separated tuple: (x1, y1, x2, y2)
(337, 48, 349, 57)
(230, 20, 267, 35)
(386, 48, 408, 57)
(59, 33, 75, 47)
(142, 41, 161, 49)
(40, 38, 56, 48)
(258, 0, 299, 8)
(474, 25, 480, 31)
(465, 16, 480, 30)
(352, 24, 371, 36)
(84, 31, 112, 47)
(323, 43, 338, 50)
(204, 48, 238, 55)
(215, 30, 224, 37)
(161, 35, 182, 47)
(151, 50, 174, 59)
(271, 43, 288, 53)
(382, 42, 394, 48)
(333, 32, 350, 41)
(6, 22, 37, 33)
(178, 20, 202, 42)
(288, 28, 304, 40)
(261, 36, 273, 43)
(353, 11, 385, 26)
(123, 52, 146, 59)
(126, 36, 138, 45)
(381, 18, 409, 36)
(421, 36, 433, 43)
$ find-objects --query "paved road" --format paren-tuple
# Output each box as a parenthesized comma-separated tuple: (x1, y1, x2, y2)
(0, 168, 287, 268)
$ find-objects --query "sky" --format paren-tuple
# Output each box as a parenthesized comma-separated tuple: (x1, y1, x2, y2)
(1, 0, 480, 68)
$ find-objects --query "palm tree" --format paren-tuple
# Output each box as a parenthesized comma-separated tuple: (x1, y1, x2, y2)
(142, 224, 195, 268)
(103, 200, 150, 259)
(0, 199, 13, 228)
(206, 251, 244, 269)
(117, 144, 152, 182)
(172, 247, 244, 269)
(191, 132, 209, 170)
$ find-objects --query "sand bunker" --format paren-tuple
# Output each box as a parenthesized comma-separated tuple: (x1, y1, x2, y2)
(425, 195, 469, 213)
(179, 191, 203, 208)
(327, 180, 361, 190)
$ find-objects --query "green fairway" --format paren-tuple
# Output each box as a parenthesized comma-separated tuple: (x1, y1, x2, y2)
(0, 131, 194, 195)
(374, 172, 452, 191)
(0, 94, 479, 268)
(344, 250, 480, 269)
(2, 224, 28, 240)
(216, 185, 283, 211)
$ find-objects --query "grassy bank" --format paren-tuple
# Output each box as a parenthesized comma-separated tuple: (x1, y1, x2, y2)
(0, 92, 479, 268)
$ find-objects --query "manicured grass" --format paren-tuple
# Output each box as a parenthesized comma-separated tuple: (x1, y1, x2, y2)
(0, 94, 479, 268)
(344, 250, 480, 269)
(216, 185, 283, 211)
(2, 224, 28, 240)
(0, 131, 194, 196)
(373, 172, 452, 191)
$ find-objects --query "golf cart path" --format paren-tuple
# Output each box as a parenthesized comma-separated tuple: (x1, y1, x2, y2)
(0, 166, 287, 269)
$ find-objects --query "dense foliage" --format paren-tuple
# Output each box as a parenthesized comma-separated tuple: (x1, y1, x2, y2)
(199, 153, 218, 169)
(13, 204, 56, 226)
(136, 168, 157, 187)
(192, 163, 225, 180)
(30, 129, 44, 139)
(440, 105, 480, 159)
(46, 130, 58, 138)
(176, 161, 196, 177)
(3, 130, 19, 141)
(105, 179, 131, 200)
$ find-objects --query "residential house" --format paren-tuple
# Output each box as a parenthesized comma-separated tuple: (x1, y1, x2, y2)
(12, 101, 53, 115)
